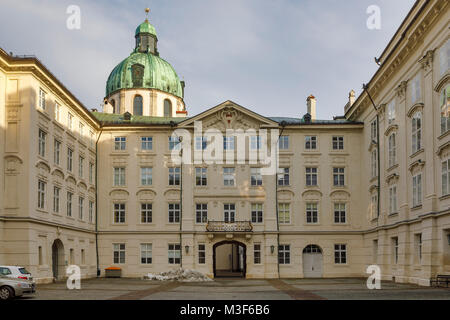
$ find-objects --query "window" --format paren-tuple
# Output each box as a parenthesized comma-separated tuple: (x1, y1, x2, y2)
(415, 234, 422, 264)
(168, 203, 180, 223)
(141, 136, 153, 150)
(279, 136, 289, 149)
(223, 167, 235, 186)
(389, 185, 398, 214)
(133, 95, 143, 115)
(306, 167, 318, 186)
(38, 180, 46, 209)
(53, 186, 60, 213)
(196, 203, 208, 224)
(333, 167, 345, 186)
(168, 244, 181, 264)
(224, 203, 235, 223)
(55, 103, 60, 121)
(250, 168, 262, 186)
(388, 133, 397, 168)
(412, 174, 422, 207)
(277, 168, 290, 186)
(164, 99, 172, 117)
(113, 243, 125, 264)
(370, 119, 377, 142)
(67, 148, 73, 172)
(198, 244, 206, 264)
(79, 122, 84, 140)
(38, 129, 46, 157)
(114, 203, 125, 223)
(89, 162, 94, 184)
(38, 246, 43, 265)
(78, 197, 84, 220)
(195, 167, 207, 186)
(113, 167, 126, 186)
(114, 137, 126, 151)
(223, 136, 235, 150)
(334, 244, 347, 264)
(141, 203, 152, 223)
(79, 156, 84, 178)
(89, 131, 94, 148)
(39, 88, 46, 110)
(168, 136, 180, 150)
(69, 249, 74, 265)
(141, 167, 152, 186)
(371, 149, 378, 178)
(141, 244, 152, 264)
(111, 99, 116, 114)
(68, 113, 73, 130)
(411, 111, 422, 153)
(392, 237, 399, 264)
(442, 159, 450, 196)
(278, 245, 290, 264)
(54, 140, 61, 165)
(81, 249, 85, 265)
(89, 201, 94, 223)
(306, 203, 318, 223)
(67, 192, 73, 217)
(305, 136, 317, 150)
(387, 100, 396, 124)
(411, 73, 421, 104)
(254, 244, 261, 264)
(195, 136, 207, 150)
(278, 203, 290, 224)
(334, 203, 346, 223)
(372, 240, 378, 264)
(439, 38, 450, 76)
(250, 135, 262, 150)
(168, 167, 180, 186)
(251, 203, 263, 223)
(440, 85, 450, 134)
(371, 194, 378, 218)
(332, 136, 344, 150)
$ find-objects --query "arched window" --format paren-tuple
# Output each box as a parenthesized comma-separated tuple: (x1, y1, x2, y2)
(303, 245, 322, 254)
(164, 99, 172, 117)
(110, 99, 116, 114)
(440, 84, 450, 134)
(388, 133, 396, 168)
(412, 111, 422, 153)
(133, 95, 143, 116)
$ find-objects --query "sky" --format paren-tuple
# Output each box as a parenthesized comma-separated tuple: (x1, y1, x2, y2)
(0, 0, 416, 119)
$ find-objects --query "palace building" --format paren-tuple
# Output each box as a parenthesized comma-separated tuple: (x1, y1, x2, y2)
(0, 0, 449, 285)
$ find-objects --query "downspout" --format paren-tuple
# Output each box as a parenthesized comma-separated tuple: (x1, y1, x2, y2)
(95, 127, 103, 277)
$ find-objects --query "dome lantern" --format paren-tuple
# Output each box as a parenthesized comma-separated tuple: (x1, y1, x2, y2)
(135, 8, 158, 55)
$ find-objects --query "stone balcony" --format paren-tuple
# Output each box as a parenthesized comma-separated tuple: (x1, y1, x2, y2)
(206, 221, 253, 240)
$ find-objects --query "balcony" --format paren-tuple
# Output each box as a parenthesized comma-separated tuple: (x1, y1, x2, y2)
(206, 220, 253, 233)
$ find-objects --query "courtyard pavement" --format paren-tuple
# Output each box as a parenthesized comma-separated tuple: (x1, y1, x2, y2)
(20, 277, 450, 300)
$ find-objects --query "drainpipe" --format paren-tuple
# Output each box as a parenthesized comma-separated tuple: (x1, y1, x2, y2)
(363, 84, 381, 220)
(95, 127, 103, 277)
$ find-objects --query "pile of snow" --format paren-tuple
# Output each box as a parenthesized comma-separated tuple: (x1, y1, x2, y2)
(144, 268, 213, 282)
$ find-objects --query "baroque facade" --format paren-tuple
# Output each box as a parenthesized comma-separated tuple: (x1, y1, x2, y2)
(0, 0, 449, 285)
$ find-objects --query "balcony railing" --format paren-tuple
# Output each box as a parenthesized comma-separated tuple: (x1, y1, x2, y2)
(206, 220, 253, 232)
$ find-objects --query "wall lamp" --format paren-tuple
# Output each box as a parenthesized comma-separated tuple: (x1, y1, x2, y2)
(270, 245, 275, 254)
(185, 245, 189, 254)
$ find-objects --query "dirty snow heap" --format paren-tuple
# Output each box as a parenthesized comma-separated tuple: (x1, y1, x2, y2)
(144, 268, 213, 282)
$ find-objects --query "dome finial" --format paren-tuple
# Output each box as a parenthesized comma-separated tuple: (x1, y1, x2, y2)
(145, 8, 150, 21)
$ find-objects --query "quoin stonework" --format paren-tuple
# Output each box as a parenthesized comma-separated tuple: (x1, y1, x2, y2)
(0, 0, 449, 286)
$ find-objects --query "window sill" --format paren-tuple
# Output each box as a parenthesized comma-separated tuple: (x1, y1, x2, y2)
(411, 205, 422, 211)
(388, 212, 399, 217)
(439, 193, 450, 201)
(387, 164, 399, 172)
(438, 129, 450, 141)
(409, 148, 424, 159)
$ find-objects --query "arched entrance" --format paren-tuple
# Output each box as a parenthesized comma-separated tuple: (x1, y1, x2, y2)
(52, 239, 65, 280)
(302, 244, 323, 278)
(213, 241, 246, 278)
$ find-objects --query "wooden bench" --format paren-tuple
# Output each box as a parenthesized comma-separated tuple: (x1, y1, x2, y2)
(430, 274, 450, 287)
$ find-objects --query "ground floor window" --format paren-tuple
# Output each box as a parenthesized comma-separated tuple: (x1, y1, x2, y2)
(198, 244, 206, 264)
(113, 243, 125, 264)
(392, 237, 399, 264)
(168, 244, 181, 264)
(278, 244, 290, 264)
(334, 244, 347, 264)
(141, 243, 152, 264)
(254, 243, 261, 264)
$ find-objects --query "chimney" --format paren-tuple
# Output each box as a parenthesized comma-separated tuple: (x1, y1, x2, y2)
(348, 89, 355, 106)
(306, 94, 316, 121)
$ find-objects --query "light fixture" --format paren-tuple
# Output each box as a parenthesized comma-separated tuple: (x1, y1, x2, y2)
(270, 245, 275, 254)
(447, 234, 450, 245)
(185, 245, 189, 254)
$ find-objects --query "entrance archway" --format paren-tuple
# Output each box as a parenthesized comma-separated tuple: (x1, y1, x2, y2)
(302, 244, 323, 278)
(52, 239, 65, 280)
(213, 240, 246, 278)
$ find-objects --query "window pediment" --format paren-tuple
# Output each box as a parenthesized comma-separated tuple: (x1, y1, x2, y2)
(408, 159, 425, 173)
(407, 103, 424, 118)
(329, 189, 350, 199)
(436, 140, 450, 158)
(301, 189, 322, 199)
(434, 71, 449, 93)
(384, 124, 398, 136)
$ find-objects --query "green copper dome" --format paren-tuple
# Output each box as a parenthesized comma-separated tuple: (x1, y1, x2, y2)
(135, 20, 157, 37)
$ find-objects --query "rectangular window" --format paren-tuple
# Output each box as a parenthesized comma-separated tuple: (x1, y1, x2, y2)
(195, 167, 207, 186)
(277, 167, 290, 186)
(224, 203, 235, 223)
(79, 122, 84, 140)
(371, 194, 378, 218)
(114, 203, 126, 223)
(195, 136, 207, 150)
(250, 135, 262, 150)
(440, 86, 450, 134)
(196, 203, 208, 224)
(141, 136, 153, 150)
(223, 167, 235, 186)
(389, 185, 398, 214)
(54, 102, 60, 121)
(371, 149, 378, 178)
(168, 244, 181, 264)
(38, 246, 43, 265)
(38, 129, 46, 157)
(439, 38, 450, 76)
(254, 243, 261, 264)
(113, 167, 126, 186)
(168, 167, 181, 186)
(89, 162, 94, 184)
(113, 243, 125, 264)
(68, 113, 73, 130)
(411, 73, 421, 104)
(412, 112, 422, 153)
(279, 135, 289, 150)
(38, 180, 46, 209)
(306, 202, 318, 223)
(305, 136, 317, 150)
(198, 244, 206, 264)
(168, 203, 180, 223)
(442, 159, 450, 196)
(89, 201, 94, 223)
(78, 197, 84, 220)
(278, 203, 290, 224)
(333, 167, 345, 186)
(54, 140, 61, 165)
(334, 203, 346, 223)
(223, 136, 235, 150)
(141, 167, 152, 186)
(415, 234, 422, 264)
(168, 136, 180, 150)
(332, 136, 344, 150)
(334, 244, 347, 264)
(412, 174, 422, 207)
(388, 133, 397, 168)
(370, 119, 377, 142)
(114, 137, 126, 150)
(372, 240, 378, 264)
(251, 203, 263, 223)
(89, 131, 94, 148)
(53, 186, 60, 213)
(39, 88, 46, 110)
(250, 167, 262, 186)
(306, 167, 318, 186)
(392, 237, 399, 264)
(67, 192, 73, 217)
(67, 148, 73, 172)
(387, 100, 396, 124)
(141, 203, 152, 223)
(81, 249, 85, 265)
(141, 243, 152, 264)
(79, 156, 84, 178)
(278, 244, 290, 264)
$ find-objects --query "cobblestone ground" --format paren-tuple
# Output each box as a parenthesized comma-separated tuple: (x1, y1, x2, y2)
(18, 278, 450, 300)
